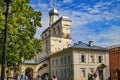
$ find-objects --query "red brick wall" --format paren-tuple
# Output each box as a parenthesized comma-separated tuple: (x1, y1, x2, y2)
(109, 47, 120, 79)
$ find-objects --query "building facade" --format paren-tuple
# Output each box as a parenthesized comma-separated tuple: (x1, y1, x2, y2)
(50, 41, 110, 80)
(108, 45, 120, 80)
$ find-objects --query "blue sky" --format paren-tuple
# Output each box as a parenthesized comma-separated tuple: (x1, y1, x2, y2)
(30, 0, 120, 47)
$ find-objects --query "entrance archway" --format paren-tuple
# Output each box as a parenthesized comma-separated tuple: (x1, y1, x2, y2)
(97, 64, 107, 80)
(25, 68, 33, 78)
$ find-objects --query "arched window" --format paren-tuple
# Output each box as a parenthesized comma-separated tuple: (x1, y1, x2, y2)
(82, 69, 86, 77)
(53, 27, 56, 35)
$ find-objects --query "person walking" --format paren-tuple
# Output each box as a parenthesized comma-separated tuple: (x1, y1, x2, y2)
(88, 74, 94, 80)
(20, 73, 24, 80)
(45, 75, 49, 80)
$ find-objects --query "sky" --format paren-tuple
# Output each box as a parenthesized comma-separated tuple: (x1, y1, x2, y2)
(30, 0, 120, 47)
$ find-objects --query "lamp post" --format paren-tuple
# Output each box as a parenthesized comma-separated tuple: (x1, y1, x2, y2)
(1, 0, 12, 80)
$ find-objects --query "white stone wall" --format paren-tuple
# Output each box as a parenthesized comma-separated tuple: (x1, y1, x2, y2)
(50, 53, 73, 80)
(72, 50, 110, 80)
(50, 37, 72, 54)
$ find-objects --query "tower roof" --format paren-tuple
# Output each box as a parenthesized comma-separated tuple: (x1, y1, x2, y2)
(49, 8, 58, 15)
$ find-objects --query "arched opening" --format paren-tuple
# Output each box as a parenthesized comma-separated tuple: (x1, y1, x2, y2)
(38, 64, 48, 71)
(97, 64, 107, 80)
(25, 68, 33, 79)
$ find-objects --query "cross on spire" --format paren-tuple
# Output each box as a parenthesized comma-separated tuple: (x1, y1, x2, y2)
(52, 0, 55, 8)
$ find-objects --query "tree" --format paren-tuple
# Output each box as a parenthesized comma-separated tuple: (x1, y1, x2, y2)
(0, 0, 42, 70)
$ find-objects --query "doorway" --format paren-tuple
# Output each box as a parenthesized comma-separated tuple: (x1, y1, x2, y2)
(25, 68, 33, 78)
(117, 70, 120, 80)
(99, 70, 103, 80)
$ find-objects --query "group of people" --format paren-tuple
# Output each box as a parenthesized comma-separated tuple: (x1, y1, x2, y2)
(88, 73, 98, 80)
(15, 73, 32, 80)
(37, 75, 58, 80)
(88, 74, 95, 80)
(88, 74, 113, 80)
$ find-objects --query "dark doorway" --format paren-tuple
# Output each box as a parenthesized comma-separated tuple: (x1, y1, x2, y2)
(99, 70, 103, 80)
(25, 68, 33, 79)
(117, 70, 120, 80)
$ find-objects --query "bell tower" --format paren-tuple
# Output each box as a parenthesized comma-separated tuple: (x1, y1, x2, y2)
(49, 0, 59, 26)
(35, 0, 72, 62)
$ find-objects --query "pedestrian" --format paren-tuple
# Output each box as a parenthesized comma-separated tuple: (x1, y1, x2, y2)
(25, 75, 28, 80)
(28, 74, 32, 80)
(45, 75, 49, 80)
(52, 75, 58, 80)
(88, 74, 94, 80)
(37, 75, 41, 80)
(20, 73, 24, 80)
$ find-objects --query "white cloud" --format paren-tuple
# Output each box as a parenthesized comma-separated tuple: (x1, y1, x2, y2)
(95, 26, 120, 47)
(63, 0, 73, 3)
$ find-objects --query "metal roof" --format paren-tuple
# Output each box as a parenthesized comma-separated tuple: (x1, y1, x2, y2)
(72, 41, 106, 50)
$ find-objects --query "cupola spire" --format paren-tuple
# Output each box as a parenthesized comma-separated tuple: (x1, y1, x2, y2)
(49, 0, 59, 26)
(52, 0, 55, 8)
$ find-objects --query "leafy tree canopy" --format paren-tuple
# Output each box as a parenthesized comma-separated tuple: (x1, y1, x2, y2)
(0, 0, 42, 70)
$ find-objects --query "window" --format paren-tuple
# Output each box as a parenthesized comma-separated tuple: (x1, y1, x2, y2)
(82, 69, 86, 77)
(64, 69, 66, 77)
(90, 55, 94, 63)
(81, 55, 85, 62)
(68, 69, 71, 77)
(68, 56, 70, 64)
(61, 69, 63, 77)
(64, 57, 66, 64)
(61, 57, 63, 64)
(46, 40, 49, 53)
(49, 30, 51, 36)
(53, 27, 56, 35)
(58, 26, 61, 35)
(71, 68, 73, 75)
(98, 56, 102, 63)
(56, 70, 57, 76)
(52, 59, 54, 65)
(56, 59, 58, 65)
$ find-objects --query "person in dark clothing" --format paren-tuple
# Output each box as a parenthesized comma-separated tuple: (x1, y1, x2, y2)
(88, 74, 94, 80)
(28, 74, 32, 80)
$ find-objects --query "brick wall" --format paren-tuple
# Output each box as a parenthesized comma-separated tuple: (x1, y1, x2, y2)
(109, 47, 120, 80)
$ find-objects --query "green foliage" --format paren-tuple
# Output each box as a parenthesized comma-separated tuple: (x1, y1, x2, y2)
(0, 0, 42, 70)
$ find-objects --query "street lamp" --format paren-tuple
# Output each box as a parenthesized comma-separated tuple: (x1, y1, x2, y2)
(1, 0, 12, 80)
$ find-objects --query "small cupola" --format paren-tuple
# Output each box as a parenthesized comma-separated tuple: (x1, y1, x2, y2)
(49, 8, 59, 26)
(49, 8, 58, 16)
